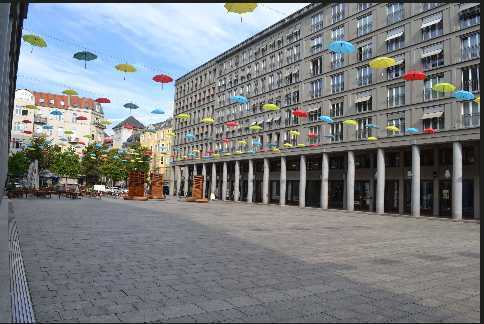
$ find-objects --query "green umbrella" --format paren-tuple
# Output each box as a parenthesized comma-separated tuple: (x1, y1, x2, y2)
(62, 89, 78, 96)
(73, 50, 97, 69)
(22, 34, 47, 53)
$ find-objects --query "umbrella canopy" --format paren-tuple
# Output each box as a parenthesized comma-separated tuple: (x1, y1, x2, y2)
(59, 137, 67, 142)
(309, 144, 320, 148)
(343, 119, 357, 126)
(223, 138, 230, 144)
(289, 130, 300, 137)
(42, 125, 53, 129)
(25, 104, 38, 110)
(319, 115, 333, 123)
(403, 70, 426, 81)
(230, 95, 248, 104)
(185, 133, 195, 140)
(385, 125, 400, 132)
(367, 136, 378, 141)
(62, 89, 78, 96)
(22, 119, 31, 124)
(283, 143, 293, 148)
(296, 143, 305, 148)
(249, 124, 262, 131)
(366, 123, 379, 129)
(64, 130, 73, 135)
(115, 63, 136, 80)
(475, 96, 480, 104)
(123, 102, 139, 112)
(152, 74, 173, 89)
(225, 121, 239, 127)
(212, 153, 220, 158)
(95, 143, 103, 148)
(432, 82, 456, 93)
(224, 153, 232, 156)
(328, 40, 355, 54)
(307, 132, 318, 138)
(50, 110, 63, 116)
(423, 128, 436, 134)
(95, 97, 111, 104)
(167, 131, 176, 136)
(76, 115, 88, 120)
(263, 103, 279, 111)
(224, 3, 257, 22)
(238, 140, 247, 145)
(201, 117, 215, 124)
(151, 108, 165, 114)
(369, 57, 396, 69)
(73, 51, 97, 69)
(176, 113, 190, 120)
(252, 139, 261, 146)
(84, 134, 93, 139)
(406, 127, 419, 133)
(22, 34, 47, 52)
(101, 120, 111, 125)
(292, 109, 308, 118)
(453, 90, 475, 101)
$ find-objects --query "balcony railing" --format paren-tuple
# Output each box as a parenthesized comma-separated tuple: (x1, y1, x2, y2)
(462, 79, 480, 92)
(462, 114, 480, 128)
(331, 60, 344, 70)
(33, 116, 47, 124)
(357, 23, 372, 37)
(423, 88, 444, 101)
(461, 46, 480, 61)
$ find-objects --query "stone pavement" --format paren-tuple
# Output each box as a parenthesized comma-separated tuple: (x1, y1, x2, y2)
(12, 197, 480, 323)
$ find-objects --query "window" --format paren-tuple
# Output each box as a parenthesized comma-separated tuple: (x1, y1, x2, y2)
(357, 43, 372, 61)
(14, 122, 23, 132)
(424, 73, 445, 101)
(331, 3, 344, 23)
(422, 111, 444, 130)
(461, 33, 480, 60)
(385, 152, 400, 168)
(357, 65, 372, 86)
(331, 52, 344, 69)
(387, 3, 404, 24)
(14, 105, 22, 115)
(357, 14, 373, 36)
(387, 56, 405, 80)
(331, 73, 344, 93)
(421, 13, 443, 41)
(461, 64, 479, 92)
(310, 57, 323, 76)
(310, 79, 323, 98)
(386, 27, 404, 52)
(331, 122, 343, 142)
(459, 4, 480, 29)
(308, 125, 320, 144)
(331, 100, 344, 117)
(358, 3, 371, 12)
(308, 107, 321, 122)
(310, 35, 323, 54)
(462, 101, 480, 127)
(331, 26, 344, 41)
(311, 13, 323, 32)
(356, 117, 372, 140)
(355, 92, 372, 113)
(387, 83, 405, 107)
(387, 115, 405, 136)
(421, 43, 444, 69)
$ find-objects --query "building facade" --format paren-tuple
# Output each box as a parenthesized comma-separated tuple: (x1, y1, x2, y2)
(11, 89, 106, 155)
(111, 116, 144, 149)
(171, 3, 480, 220)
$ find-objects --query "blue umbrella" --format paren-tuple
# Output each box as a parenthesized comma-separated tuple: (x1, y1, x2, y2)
(42, 125, 53, 129)
(268, 143, 278, 148)
(50, 110, 63, 116)
(319, 115, 334, 123)
(453, 90, 475, 101)
(123, 102, 139, 113)
(230, 95, 248, 104)
(187, 152, 196, 157)
(328, 40, 355, 54)
(59, 137, 67, 142)
(252, 139, 261, 146)
(248, 149, 256, 154)
(173, 147, 182, 152)
(95, 143, 103, 148)
(185, 133, 194, 140)
(366, 123, 379, 129)
(406, 127, 419, 133)
(151, 108, 165, 114)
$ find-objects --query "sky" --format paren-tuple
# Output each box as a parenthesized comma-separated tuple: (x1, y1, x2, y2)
(17, 3, 309, 135)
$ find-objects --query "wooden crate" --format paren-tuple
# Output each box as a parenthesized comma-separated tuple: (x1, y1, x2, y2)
(128, 171, 145, 198)
(191, 175, 204, 200)
(150, 173, 164, 199)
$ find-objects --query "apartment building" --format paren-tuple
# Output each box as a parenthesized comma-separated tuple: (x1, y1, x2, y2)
(171, 3, 480, 220)
(111, 116, 144, 149)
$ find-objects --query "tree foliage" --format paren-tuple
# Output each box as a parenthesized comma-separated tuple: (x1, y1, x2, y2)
(8, 151, 30, 179)
(51, 147, 80, 179)
(23, 135, 61, 171)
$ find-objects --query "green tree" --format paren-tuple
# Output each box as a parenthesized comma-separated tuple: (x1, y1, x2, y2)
(51, 148, 80, 185)
(8, 151, 30, 185)
(100, 148, 128, 184)
(125, 143, 151, 175)
(80, 143, 104, 186)
(24, 135, 61, 171)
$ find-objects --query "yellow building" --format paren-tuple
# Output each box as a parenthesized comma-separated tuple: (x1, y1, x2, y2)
(140, 118, 173, 185)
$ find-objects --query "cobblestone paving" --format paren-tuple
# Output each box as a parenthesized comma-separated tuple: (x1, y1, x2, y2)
(12, 197, 480, 323)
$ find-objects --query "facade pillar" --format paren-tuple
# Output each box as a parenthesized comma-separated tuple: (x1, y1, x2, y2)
(452, 142, 463, 220)
(210, 163, 216, 199)
(222, 162, 227, 201)
(321, 153, 329, 209)
(170, 166, 175, 196)
(411, 144, 420, 217)
(347, 151, 355, 211)
(234, 160, 240, 202)
(193, 164, 198, 176)
(299, 155, 306, 208)
(280, 156, 286, 206)
(201, 164, 207, 199)
(376, 148, 385, 214)
(183, 166, 189, 195)
(369, 154, 375, 212)
(262, 158, 269, 204)
(247, 159, 254, 203)
(175, 165, 181, 196)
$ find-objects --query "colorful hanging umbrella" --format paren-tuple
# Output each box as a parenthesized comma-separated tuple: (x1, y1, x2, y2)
(201, 117, 215, 124)
(95, 97, 111, 104)
(123, 102, 139, 112)
(223, 138, 230, 144)
(167, 131, 176, 136)
(152, 74, 173, 89)
(230, 95, 249, 104)
(225, 121, 239, 127)
(453, 90, 475, 101)
(369, 57, 396, 69)
(366, 123, 379, 129)
(309, 144, 320, 148)
(268, 143, 278, 148)
(328, 40, 355, 54)
(115, 63, 136, 80)
(25, 104, 38, 110)
(385, 125, 400, 132)
(224, 3, 257, 22)
(83, 134, 92, 139)
(319, 115, 333, 123)
(432, 82, 456, 93)
(22, 119, 31, 124)
(475, 96, 480, 104)
(252, 139, 261, 146)
(283, 143, 293, 148)
(62, 89, 78, 96)
(212, 153, 220, 158)
(22, 34, 47, 53)
(289, 130, 300, 137)
(343, 119, 357, 126)
(151, 108, 165, 114)
(59, 137, 67, 142)
(176, 113, 190, 120)
(406, 127, 419, 133)
(73, 51, 97, 69)
(64, 130, 73, 135)
(272, 148, 281, 152)
(263, 103, 279, 111)
(76, 115, 88, 120)
(50, 110, 63, 116)
(367, 136, 378, 141)
(249, 124, 262, 131)
(238, 140, 247, 145)
(224, 153, 232, 156)
(423, 128, 436, 134)
(234, 150, 243, 155)
(297, 143, 306, 148)
(307, 132, 318, 138)
(185, 133, 195, 140)
(292, 109, 308, 118)
(403, 70, 426, 81)
(42, 125, 53, 129)
(101, 120, 111, 126)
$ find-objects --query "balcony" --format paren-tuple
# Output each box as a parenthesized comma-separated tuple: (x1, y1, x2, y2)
(34, 116, 47, 124)
(461, 46, 480, 61)
(331, 59, 344, 70)
(387, 11, 403, 25)
(462, 79, 480, 92)
(462, 113, 480, 128)
(357, 24, 372, 37)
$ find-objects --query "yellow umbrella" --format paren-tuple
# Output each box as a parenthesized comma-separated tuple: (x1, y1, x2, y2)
(234, 150, 243, 155)
(115, 63, 136, 80)
(432, 82, 456, 93)
(212, 153, 220, 158)
(283, 143, 293, 148)
(249, 124, 262, 131)
(224, 3, 257, 22)
(289, 130, 300, 137)
(263, 103, 279, 111)
(369, 57, 396, 69)
(343, 119, 357, 126)
(201, 117, 214, 124)
(25, 104, 38, 110)
(272, 148, 280, 153)
(62, 89, 78, 96)
(166, 131, 176, 136)
(297, 143, 305, 148)
(385, 125, 400, 132)
(474, 96, 480, 104)
(368, 136, 378, 141)
(238, 140, 247, 145)
(224, 153, 232, 156)
(176, 113, 190, 120)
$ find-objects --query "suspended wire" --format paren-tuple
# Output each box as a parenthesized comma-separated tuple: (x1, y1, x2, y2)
(258, 3, 290, 17)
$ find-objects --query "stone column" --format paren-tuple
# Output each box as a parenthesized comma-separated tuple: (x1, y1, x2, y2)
(201, 164, 207, 199)
(369, 154, 375, 212)
(280, 156, 286, 206)
(452, 142, 462, 220)
(211, 163, 216, 199)
(247, 159, 254, 203)
(183, 166, 189, 195)
(321, 153, 329, 209)
(262, 158, 269, 204)
(234, 160, 240, 202)
(411, 144, 420, 217)
(376, 148, 385, 214)
(222, 161, 227, 201)
(170, 166, 175, 196)
(193, 164, 198, 176)
(299, 155, 306, 208)
(175, 165, 181, 196)
(347, 151, 355, 211)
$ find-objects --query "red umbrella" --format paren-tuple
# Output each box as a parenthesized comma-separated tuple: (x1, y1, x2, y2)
(153, 74, 173, 89)
(292, 109, 308, 118)
(76, 116, 88, 120)
(206, 149, 213, 154)
(307, 132, 318, 138)
(95, 97, 111, 104)
(225, 121, 239, 127)
(403, 70, 426, 81)
(423, 128, 436, 134)
(309, 143, 320, 147)
(23, 130, 32, 134)
(223, 138, 230, 144)
(78, 141, 86, 145)
(22, 119, 32, 123)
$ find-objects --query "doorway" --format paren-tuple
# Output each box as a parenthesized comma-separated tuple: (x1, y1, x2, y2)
(328, 180, 344, 209)
(355, 180, 370, 211)
(439, 180, 452, 217)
